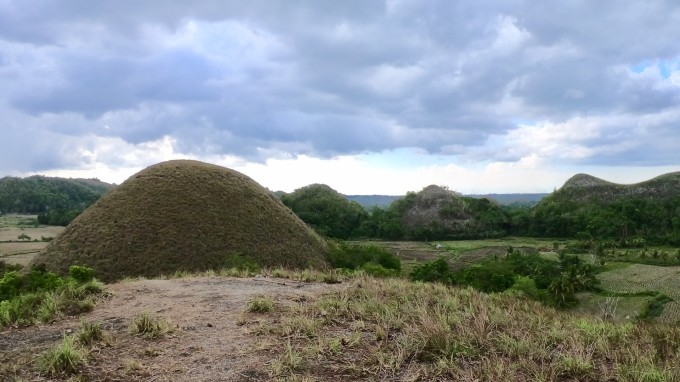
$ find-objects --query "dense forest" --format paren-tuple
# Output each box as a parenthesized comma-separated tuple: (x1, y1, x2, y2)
(0, 176, 113, 226)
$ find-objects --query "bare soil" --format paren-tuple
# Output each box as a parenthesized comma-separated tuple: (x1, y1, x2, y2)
(1, 276, 338, 381)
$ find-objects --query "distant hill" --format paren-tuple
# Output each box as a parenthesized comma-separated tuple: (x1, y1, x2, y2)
(393, 185, 509, 240)
(34, 160, 329, 282)
(281, 184, 367, 239)
(554, 172, 680, 203)
(0, 176, 114, 214)
(530, 172, 680, 242)
(346, 193, 547, 208)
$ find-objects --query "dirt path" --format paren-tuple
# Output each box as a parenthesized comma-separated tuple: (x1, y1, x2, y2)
(1, 276, 337, 381)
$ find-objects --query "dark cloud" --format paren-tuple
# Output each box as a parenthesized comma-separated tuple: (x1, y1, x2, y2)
(1, 0, 679, 173)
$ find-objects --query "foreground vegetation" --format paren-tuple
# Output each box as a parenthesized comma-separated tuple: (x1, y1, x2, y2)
(0, 262, 104, 330)
(250, 275, 680, 381)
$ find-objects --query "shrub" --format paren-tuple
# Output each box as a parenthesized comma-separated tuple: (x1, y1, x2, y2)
(328, 243, 401, 272)
(68, 266, 95, 283)
(360, 262, 399, 278)
(458, 261, 515, 293)
(410, 258, 454, 284)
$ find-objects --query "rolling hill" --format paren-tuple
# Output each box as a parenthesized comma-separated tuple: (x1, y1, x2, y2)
(0, 176, 114, 214)
(32, 160, 329, 281)
(531, 172, 680, 241)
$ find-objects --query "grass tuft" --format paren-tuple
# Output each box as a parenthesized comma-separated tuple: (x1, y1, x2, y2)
(129, 312, 171, 338)
(37, 335, 87, 376)
(246, 295, 275, 313)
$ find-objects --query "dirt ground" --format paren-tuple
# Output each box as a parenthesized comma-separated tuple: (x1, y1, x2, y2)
(1, 276, 339, 381)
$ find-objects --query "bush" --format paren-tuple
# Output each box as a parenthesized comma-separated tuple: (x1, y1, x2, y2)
(458, 261, 515, 293)
(360, 262, 399, 278)
(0, 271, 23, 301)
(328, 243, 401, 272)
(410, 258, 454, 284)
(68, 266, 95, 283)
(505, 276, 548, 301)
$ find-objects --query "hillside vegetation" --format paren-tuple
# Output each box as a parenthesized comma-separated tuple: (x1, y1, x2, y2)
(0, 176, 114, 226)
(281, 184, 368, 239)
(32, 160, 329, 282)
(360, 185, 509, 240)
(528, 172, 680, 244)
(0, 176, 113, 214)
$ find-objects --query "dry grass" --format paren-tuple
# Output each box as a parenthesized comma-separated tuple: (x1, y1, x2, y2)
(250, 276, 680, 381)
(32, 160, 329, 282)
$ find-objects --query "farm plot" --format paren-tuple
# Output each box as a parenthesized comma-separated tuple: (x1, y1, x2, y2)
(658, 301, 680, 324)
(597, 263, 680, 299)
(0, 241, 51, 266)
(0, 226, 63, 241)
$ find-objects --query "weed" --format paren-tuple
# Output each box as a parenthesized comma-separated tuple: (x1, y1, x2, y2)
(129, 312, 171, 338)
(270, 341, 305, 376)
(124, 359, 144, 374)
(37, 335, 87, 376)
(246, 295, 275, 313)
(76, 320, 104, 346)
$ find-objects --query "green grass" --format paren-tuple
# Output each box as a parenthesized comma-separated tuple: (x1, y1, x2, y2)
(439, 236, 565, 251)
(31, 160, 330, 282)
(248, 275, 680, 381)
(37, 334, 87, 376)
(597, 264, 680, 299)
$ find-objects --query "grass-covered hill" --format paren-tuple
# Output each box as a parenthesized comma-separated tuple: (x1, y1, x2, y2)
(556, 172, 680, 203)
(280, 184, 367, 239)
(0, 176, 114, 214)
(32, 160, 329, 282)
(389, 185, 508, 240)
(530, 172, 680, 243)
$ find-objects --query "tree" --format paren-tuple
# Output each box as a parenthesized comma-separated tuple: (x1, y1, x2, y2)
(17, 233, 31, 241)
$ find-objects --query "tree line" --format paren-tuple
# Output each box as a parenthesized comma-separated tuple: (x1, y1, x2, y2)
(281, 184, 680, 245)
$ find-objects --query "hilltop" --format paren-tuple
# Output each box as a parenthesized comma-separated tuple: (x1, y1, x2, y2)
(280, 184, 367, 239)
(392, 185, 508, 240)
(530, 172, 680, 241)
(0, 176, 114, 214)
(556, 171, 680, 203)
(32, 160, 328, 281)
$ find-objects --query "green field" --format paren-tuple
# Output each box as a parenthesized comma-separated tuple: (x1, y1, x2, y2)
(597, 263, 680, 299)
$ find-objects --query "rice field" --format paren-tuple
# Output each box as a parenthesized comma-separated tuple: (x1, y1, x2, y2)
(658, 301, 680, 324)
(597, 263, 680, 299)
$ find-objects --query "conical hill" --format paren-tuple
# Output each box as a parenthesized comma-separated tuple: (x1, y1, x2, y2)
(32, 160, 328, 281)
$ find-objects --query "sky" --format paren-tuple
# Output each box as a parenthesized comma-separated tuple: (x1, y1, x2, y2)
(1, 1, 679, 195)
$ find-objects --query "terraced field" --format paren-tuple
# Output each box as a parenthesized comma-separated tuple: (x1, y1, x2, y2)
(597, 263, 680, 299)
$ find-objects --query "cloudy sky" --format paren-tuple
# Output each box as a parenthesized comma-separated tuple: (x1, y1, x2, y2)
(1, 1, 679, 194)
